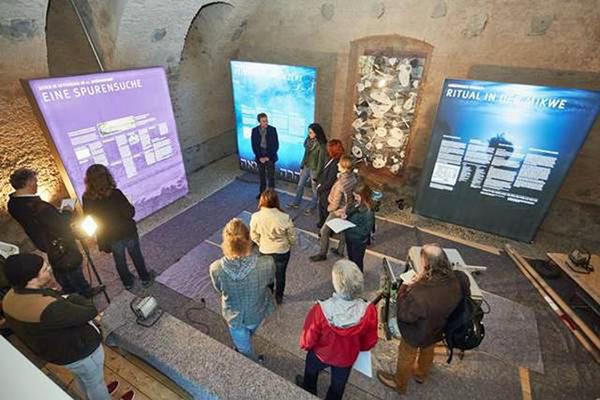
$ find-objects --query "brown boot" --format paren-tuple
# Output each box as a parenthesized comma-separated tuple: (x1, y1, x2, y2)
(376, 370, 406, 394)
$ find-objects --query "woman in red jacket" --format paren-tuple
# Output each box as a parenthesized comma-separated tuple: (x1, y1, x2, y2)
(296, 259, 378, 400)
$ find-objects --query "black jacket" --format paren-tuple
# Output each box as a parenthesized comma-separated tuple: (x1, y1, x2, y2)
(316, 158, 339, 197)
(3, 288, 101, 365)
(7, 194, 81, 270)
(251, 125, 279, 162)
(82, 189, 138, 251)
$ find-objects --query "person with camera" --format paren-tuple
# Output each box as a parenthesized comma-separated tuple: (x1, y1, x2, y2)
(1, 253, 129, 400)
(376, 244, 469, 395)
(7, 168, 97, 297)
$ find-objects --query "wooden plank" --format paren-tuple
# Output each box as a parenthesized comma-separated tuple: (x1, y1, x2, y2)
(547, 252, 600, 305)
(505, 244, 600, 363)
(118, 351, 192, 400)
(418, 227, 501, 255)
(104, 346, 186, 400)
(519, 367, 532, 400)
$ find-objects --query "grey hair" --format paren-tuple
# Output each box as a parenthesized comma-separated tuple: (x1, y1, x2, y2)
(420, 243, 453, 281)
(331, 259, 364, 299)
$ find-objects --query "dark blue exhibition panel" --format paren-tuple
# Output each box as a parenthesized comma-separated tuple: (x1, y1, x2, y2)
(231, 61, 317, 183)
(415, 79, 600, 242)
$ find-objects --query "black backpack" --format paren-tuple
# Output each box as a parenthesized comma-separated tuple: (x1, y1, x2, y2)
(443, 272, 487, 363)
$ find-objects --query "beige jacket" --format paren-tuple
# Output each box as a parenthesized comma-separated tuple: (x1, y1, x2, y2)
(250, 207, 297, 254)
(327, 172, 358, 213)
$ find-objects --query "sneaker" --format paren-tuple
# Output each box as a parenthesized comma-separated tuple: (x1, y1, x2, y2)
(257, 354, 265, 364)
(309, 254, 327, 262)
(295, 374, 305, 388)
(106, 380, 119, 395)
(287, 203, 299, 209)
(120, 390, 135, 400)
(142, 271, 156, 288)
(376, 370, 405, 394)
(414, 376, 425, 384)
(124, 281, 134, 290)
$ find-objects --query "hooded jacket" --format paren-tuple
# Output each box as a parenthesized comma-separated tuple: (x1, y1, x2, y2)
(209, 253, 275, 328)
(327, 172, 358, 213)
(300, 293, 378, 368)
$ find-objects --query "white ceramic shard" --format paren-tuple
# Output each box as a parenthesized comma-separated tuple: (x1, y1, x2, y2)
(387, 137, 402, 148)
(375, 142, 384, 150)
(370, 90, 393, 105)
(357, 83, 365, 92)
(369, 102, 393, 118)
(389, 57, 398, 66)
(389, 127, 404, 138)
(412, 80, 420, 89)
(375, 126, 387, 137)
(372, 154, 387, 169)
(365, 142, 373, 150)
(352, 118, 365, 130)
(403, 92, 416, 111)
(352, 145, 363, 158)
(398, 64, 412, 87)
(390, 163, 401, 174)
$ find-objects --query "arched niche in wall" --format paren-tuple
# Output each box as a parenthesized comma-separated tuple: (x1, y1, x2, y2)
(46, 0, 100, 76)
(342, 35, 433, 186)
(175, 1, 240, 173)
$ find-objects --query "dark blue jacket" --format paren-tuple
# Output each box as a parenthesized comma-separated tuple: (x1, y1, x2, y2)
(251, 125, 279, 162)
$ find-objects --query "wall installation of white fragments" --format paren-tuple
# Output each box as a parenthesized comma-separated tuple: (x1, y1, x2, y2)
(351, 54, 425, 174)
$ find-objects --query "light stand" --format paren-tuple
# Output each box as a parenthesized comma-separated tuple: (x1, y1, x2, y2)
(79, 216, 110, 303)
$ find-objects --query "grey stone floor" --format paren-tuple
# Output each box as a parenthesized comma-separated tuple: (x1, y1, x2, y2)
(80, 161, 600, 400)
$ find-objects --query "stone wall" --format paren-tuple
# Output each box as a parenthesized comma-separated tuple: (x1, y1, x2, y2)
(1, 0, 599, 247)
(238, 0, 600, 241)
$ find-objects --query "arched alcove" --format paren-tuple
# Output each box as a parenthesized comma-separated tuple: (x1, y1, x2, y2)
(46, 0, 99, 76)
(174, 1, 242, 173)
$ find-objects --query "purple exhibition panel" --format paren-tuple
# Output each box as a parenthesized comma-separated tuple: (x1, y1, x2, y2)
(27, 67, 188, 220)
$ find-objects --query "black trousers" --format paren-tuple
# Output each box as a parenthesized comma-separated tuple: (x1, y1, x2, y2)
(257, 160, 275, 194)
(303, 350, 352, 400)
(317, 193, 328, 228)
(346, 239, 367, 272)
(265, 251, 290, 299)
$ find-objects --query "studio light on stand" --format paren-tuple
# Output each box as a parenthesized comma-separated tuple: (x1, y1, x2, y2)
(79, 216, 110, 303)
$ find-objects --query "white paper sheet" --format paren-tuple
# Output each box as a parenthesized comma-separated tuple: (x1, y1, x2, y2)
(352, 351, 372, 377)
(325, 218, 356, 234)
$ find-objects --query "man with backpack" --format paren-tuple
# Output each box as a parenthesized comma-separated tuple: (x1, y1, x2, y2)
(376, 244, 469, 395)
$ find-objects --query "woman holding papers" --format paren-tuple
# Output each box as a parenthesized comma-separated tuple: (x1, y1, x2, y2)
(315, 139, 345, 228)
(250, 189, 296, 304)
(297, 260, 378, 400)
(342, 183, 375, 272)
(310, 155, 357, 262)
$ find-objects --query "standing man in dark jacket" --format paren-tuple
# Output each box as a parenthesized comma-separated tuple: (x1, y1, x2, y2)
(251, 113, 279, 198)
(2, 253, 112, 400)
(7, 168, 96, 297)
(376, 244, 468, 395)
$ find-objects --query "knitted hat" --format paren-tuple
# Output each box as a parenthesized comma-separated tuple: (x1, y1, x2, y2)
(4, 253, 44, 288)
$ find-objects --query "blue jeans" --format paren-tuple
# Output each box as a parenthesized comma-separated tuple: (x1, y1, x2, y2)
(63, 345, 110, 400)
(53, 267, 91, 295)
(111, 235, 150, 287)
(229, 322, 261, 361)
(292, 167, 318, 209)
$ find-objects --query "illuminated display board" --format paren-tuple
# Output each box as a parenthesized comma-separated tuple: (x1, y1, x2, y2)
(416, 79, 600, 241)
(26, 67, 188, 220)
(231, 61, 317, 182)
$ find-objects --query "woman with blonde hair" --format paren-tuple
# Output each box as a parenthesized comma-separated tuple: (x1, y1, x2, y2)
(83, 164, 153, 290)
(250, 189, 296, 304)
(209, 218, 275, 362)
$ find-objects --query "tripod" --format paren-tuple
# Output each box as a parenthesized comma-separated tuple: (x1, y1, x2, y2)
(79, 239, 110, 303)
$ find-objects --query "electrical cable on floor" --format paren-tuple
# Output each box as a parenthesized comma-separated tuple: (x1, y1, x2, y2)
(185, 298, 210, 335)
